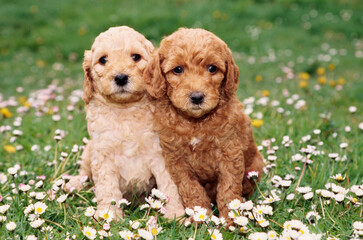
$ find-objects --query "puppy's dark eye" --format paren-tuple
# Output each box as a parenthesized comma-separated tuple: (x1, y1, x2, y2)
(173, 66, 184, 75)
(99, 56, 107, 65)
(207, 65, 217, 73)
(131, 54, 141, 62)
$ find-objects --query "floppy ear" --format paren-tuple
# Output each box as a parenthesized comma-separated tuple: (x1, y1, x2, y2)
(82, 50, 94, 104)
(143, 51, 166, 98)
(223, 51, 240, 99)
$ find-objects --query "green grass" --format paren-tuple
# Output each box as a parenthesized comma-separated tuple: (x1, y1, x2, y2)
(0, 0, 362, 239)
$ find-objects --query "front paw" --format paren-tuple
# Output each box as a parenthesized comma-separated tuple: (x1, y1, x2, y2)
(64, 175, 88, 192)
(164, 205, 185, 220)
(94, 206, 124, 222)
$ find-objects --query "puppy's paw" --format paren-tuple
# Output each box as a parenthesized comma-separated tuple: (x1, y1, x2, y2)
(94, 206, 124, 222)
(164, 205, 185, 220)
(63, 175, 88, 192)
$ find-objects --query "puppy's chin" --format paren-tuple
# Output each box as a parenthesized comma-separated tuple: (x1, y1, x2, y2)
(178, 105, 213, 119)
(106, 91, 144, 104)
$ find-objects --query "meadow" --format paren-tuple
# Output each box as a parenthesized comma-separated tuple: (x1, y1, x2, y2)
(0, 0, 362, 239)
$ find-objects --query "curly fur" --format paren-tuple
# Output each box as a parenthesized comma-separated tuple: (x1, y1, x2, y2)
(144, 28, 264, 218)
(64, 26, 184, 220)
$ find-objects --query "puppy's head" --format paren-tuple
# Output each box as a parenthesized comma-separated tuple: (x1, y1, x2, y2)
(83, 26, 154, 104)
(144, 28, 239, 118)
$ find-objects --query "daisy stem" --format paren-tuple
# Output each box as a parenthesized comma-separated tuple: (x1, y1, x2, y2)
(267, 218, 283, 228)
(319, 197, 326, 220)
(63, 204, 67, 225)
(193, 221, 198, 239)
(295, 161, 307, 191)
(254, 180, 267, 200)
(44, 219, 65, 229)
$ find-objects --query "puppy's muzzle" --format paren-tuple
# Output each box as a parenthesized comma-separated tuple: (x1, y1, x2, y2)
(115, 74, 129, 87)
(190, 91, 205, 105)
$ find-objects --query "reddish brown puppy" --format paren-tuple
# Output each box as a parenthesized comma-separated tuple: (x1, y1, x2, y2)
(144, 28, 264, 218)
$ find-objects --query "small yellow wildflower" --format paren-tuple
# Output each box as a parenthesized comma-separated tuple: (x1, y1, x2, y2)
(29, 5, 38, 14)
(329, 80, 337, 87)
(316, 67, 325, 75)
(4, 145, 16, 154)
(299, 72, 310, 81)
(255, 75, 263, 82)
(328, 64, 336, 71)
(213, 10, 221, 19)
(78, 27, 87, 36)
(1, 108, 12, 118)
(36, 60, 46, 68)
(299, 80, 308, 88)
(338, 77, 346, 85)
(252, 119, 264, 128)
(18, 96, 31, 107)
(262, 90, 270, 97)
(318, 76, 327, 85)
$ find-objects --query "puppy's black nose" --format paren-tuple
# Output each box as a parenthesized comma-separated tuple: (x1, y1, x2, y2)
(115, 74, 129, 86)
(190, 92, 205, 105)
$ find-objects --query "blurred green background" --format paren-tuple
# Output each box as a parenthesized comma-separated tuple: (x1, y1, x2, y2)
(1, 0, 362, 99)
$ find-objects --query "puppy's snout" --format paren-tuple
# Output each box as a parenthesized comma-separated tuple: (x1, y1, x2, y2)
(190, 92, 205, 105)
(115, 74, 129, 87)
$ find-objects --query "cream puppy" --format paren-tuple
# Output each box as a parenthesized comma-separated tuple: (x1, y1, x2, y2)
(64, 26, 184, 220)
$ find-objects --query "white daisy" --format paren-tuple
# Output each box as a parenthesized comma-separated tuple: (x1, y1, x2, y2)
(255, 214, 269, 227)
(228, 199, 241, 210)
(331, 173, 346, 182)
(138, 229, 153, 240)
(118, 198, 131, 207)
(25, 235, 37, 240)
(296, 186, 312, 194)
(30, 218, 45, 228)
(193, 207, 208, 222)
(98, 209, 114, 223)
(208, 229, 223, 240)
(34, 202, 48, 215)
(98, 230, 112, 237)
(0, 204, 10, 214)
(129, 220, 141, 229)
(57, 194, 68, 203)
(267, 230, 277, 240)
(234, 216, 249, 226)
(247, 171, 259, 180)
(151, 188, 168, 201)
(248, 232, 268, 240)
(82, 226, 97, 240)
(119, 230, 134, 240)
(303, 192, 314, 200)
(6, 221, 17, 231)
(240, 200, 253, 211)
(85, 206, 95, 217)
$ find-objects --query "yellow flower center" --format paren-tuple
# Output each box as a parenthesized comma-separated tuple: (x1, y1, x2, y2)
(126, 236, 130, 240)
(199, 215, 205, 220)
(300, 230, 305, 234)
(336, 176, 343, 181)
(86, 231, 91, 236)
(36, 208, 42, 213)
(211, 234, 217, 239)
(151, 228, 157, 235)
(258, 210, 262, 214)
(258, 219, 265, 224)
(352, 198, 358, 203)
(103, 213, 109, 219)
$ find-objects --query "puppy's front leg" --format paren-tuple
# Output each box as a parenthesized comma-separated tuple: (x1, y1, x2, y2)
(91, 150, 124, 221)
(64, 144, 92, 192)
(167, 158, 212, 214)
(216, 151, 244, 218)
(150, 157, 185, 219)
